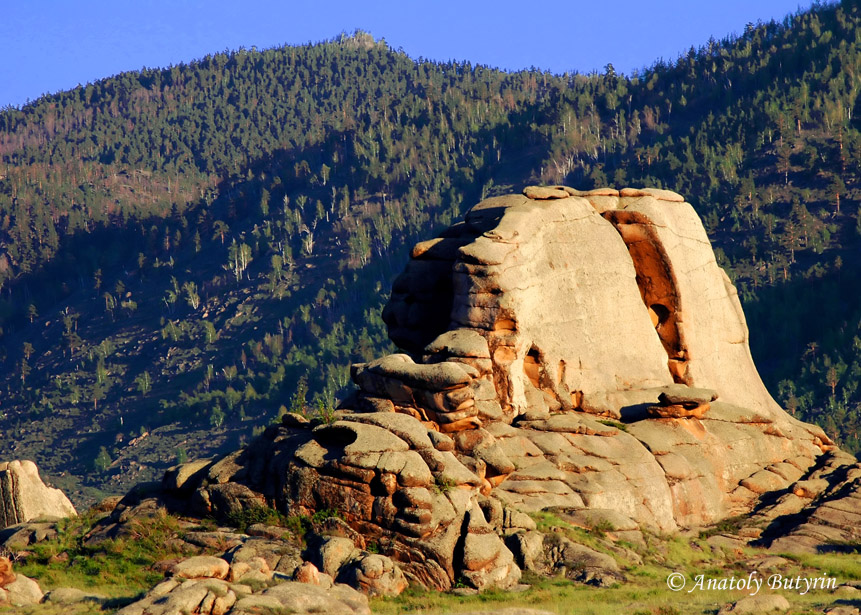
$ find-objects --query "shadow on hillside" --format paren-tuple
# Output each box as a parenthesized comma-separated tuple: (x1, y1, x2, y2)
(0, 99, 560, 486)
(743, 259, 861, 392)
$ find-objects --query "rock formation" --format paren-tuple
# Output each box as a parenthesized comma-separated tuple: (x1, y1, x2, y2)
(371, 186, 832, 530)
(103, 186, 859, 595)
(0, 460, 77, 529)
(748, 448, 861, 553)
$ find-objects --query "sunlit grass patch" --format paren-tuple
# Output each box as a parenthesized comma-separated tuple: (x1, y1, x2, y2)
(15, 508, 201, 600)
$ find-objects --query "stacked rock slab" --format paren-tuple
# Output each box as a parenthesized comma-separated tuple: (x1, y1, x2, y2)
(0, 461, 77, 529)
(156, 414, 527, 592)
(284, 413, 522, 590)
(748, 449, 861, 553)
(160, 186, 846, 592)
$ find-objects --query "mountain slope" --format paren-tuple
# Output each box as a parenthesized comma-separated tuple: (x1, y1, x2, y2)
(0, 3, 859, 504)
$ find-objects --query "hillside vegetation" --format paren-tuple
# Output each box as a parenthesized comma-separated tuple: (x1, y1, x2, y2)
(0, 1, 858, 502)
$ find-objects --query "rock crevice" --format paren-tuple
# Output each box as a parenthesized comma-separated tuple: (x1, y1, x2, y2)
(602, 209, 689, 384)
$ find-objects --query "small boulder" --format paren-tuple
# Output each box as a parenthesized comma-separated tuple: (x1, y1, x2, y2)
(460, 503, 521, 590)
(229, 555, 273, 585)
(293, 561, 334, 588)
(508, 530, 621, 587)
(747, 556, 789, 570)
(549, 537, 622, 587)
(0, 521, 59, 551)
(117, 578, 225, 615)
(312, 536, 359, 577)
(170, 555, 230, 580)
(43, 587, 107, 604)
(648, 385, 717, 419)
(162, 458, 214, 493)
(792, 478, 830, 499)
(506, 530, 545, 572)
(223, 536, 302, 576)
(262, 581, 370, 615)
(503, 508, 537, 532)
(657, 384, 718, 405)
(203, 482, 267, 520)
(0, 460, 76, 528)
(3, 574, 43, 606)
(337, 553, 408, 597)
(523, 186, 570, 200)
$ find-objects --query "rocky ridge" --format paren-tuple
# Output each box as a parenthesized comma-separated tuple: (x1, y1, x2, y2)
(58, 186, 860, 602)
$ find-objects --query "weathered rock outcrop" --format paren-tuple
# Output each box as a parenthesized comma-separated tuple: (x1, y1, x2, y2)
(0, 460, 76, 529)
(375, 186, 831, 530)
(750, 450, 861, 553)
(109, 186, 855, 595)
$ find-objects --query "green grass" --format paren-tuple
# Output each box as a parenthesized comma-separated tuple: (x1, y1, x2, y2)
(697, 515, 750, 539)
(226, 504, 291, 533)
(663, 535, 726, 568)
(15, 509, 208, 603)
(780, 551, 861, 580)
(371, 577, 727, 615)
(530, 510, 572, 533)
(371, 548, 861, 615)
(527, 511, 638, 565)
(4, 603, 112, 615)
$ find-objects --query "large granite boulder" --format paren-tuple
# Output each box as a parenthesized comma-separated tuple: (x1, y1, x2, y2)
(0, 460, 76, 528)
(375, 186, 830, 529)
(117, 186, 853, 593)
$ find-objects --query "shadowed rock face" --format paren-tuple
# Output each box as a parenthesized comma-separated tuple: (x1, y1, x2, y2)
(155, 187, 855, 592)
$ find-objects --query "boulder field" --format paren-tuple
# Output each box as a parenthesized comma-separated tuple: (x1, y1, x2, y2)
(90, 186, 861, 595)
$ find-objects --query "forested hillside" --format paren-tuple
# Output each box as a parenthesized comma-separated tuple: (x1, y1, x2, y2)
(0, 1, 858, 502)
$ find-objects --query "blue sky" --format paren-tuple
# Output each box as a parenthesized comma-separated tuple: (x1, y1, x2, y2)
(1, 0, 816, 109)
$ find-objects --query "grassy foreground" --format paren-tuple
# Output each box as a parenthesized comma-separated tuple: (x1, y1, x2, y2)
(372, 513, 861, 615)
(7, 510, 212, 614)
(371, 556, 859, 615)
(3, 509, 859, 614)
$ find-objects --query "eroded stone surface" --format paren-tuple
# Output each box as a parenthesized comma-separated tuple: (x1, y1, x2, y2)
(170, 555, 230, 580)
(755, 452, 861, 554)
(337, 553, 409, 597)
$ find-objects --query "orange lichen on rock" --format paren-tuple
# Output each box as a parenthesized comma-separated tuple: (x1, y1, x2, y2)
(0, 557, 16, 588)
